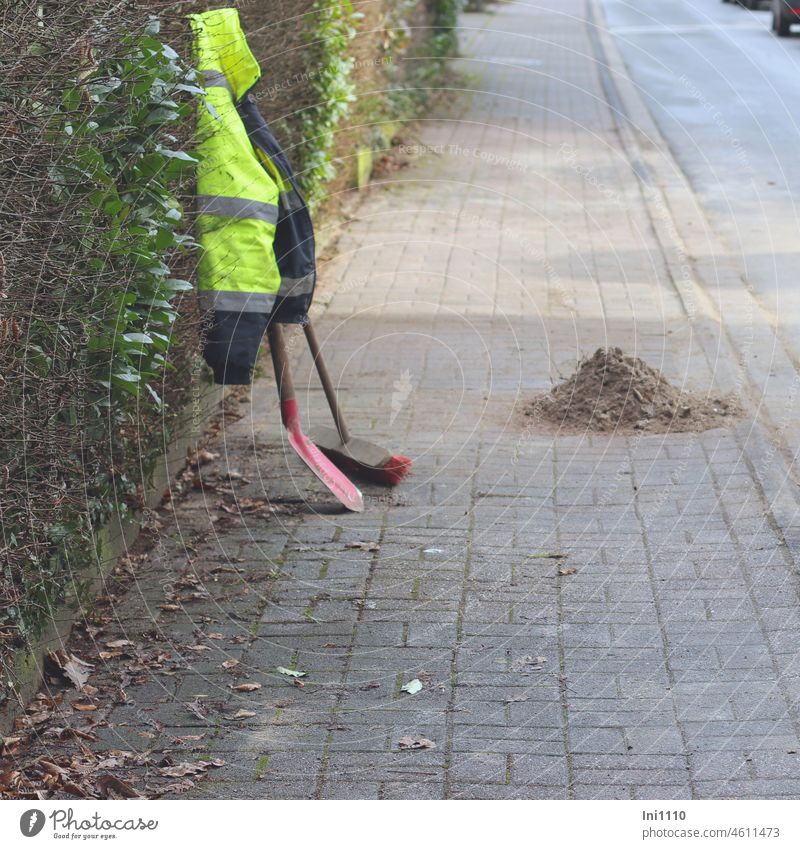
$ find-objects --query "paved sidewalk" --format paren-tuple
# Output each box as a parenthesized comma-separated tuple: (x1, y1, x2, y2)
(82, 0, 800, 799)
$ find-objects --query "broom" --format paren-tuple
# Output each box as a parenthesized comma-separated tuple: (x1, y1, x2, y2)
(303, 321, 412, 486)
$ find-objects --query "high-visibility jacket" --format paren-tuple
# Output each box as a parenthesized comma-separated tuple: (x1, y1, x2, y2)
(189, 8, 316, 384)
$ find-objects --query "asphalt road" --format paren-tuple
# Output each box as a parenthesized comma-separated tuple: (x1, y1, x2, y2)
(599, 0, 800, 350)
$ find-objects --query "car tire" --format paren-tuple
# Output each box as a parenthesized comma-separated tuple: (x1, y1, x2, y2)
(773, 2, 792, 35)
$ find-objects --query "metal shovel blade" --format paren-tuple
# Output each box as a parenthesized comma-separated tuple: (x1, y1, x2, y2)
(284, 403, 364, 513)
(268, 322, 363, 513)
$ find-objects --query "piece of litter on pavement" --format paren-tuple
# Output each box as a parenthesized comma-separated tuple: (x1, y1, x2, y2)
(528, 552, 568, 559)
(276, 666, 306, 678)
(517, 655, 547, 669)
(345, 541, 379, 551)
(401, 678, 423, 695)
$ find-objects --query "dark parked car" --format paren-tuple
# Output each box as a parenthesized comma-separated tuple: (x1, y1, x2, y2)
(722, 0, 763, 10)
(772, 0, 800, 35)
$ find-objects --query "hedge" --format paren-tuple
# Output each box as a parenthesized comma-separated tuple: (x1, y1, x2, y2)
(0, 0, 462, 679)
(0, 2, 199, 668)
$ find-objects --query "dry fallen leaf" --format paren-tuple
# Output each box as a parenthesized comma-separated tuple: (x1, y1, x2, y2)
(397, 735, 437, 750)
(230, 683, 261, 692)
(72, 702, 97, 712)
(96, 754, 129, 770)
(222, 660, 240, 670)
(63, 655, 93, 690)
(185, 701, 207, 720)
(157, 780, 195, 795)
(47, 650, 94, 691)
(105, 639, 133, 649)
(0, 768, 21, 793)
(37, 759, 67, 777)
(179, 592, 210, 603)
(558, 568, 577, 576)
(62, 781, 91, 799)
(345, 541, 380, 552)
(228, 710, 256, 720)
(189, 448, 218, 468)
(174, 734, 205, 744)
(159, 762, 208, 778)
(19, 710, 51, 727)
(175, 575, 201, 589)
(97, 774, 143, 799)
(1, 735, 24, 753)
(48, 726, 96, 742)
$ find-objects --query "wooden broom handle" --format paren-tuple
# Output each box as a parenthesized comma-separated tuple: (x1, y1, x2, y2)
(304, 321, 351, 444)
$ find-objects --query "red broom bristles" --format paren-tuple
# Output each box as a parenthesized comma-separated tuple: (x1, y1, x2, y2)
(325, 452, 412, 487)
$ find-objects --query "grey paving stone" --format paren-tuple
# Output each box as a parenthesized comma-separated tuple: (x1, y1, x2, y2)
(691, 751, 754, 782)
(319, 781, 382, 799)
(511, 754, 569, 785)
(636, 784, 693, 800)
(451, 783, 567, 800)
(749, 750, 800, 779)
(573, 784, 634, 800)
(382, 780, 444, 799)
(449, 752, 508, 783)
(694, 779, 800, 799)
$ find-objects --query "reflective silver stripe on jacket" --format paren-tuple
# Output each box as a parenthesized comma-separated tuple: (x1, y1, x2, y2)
(198, 289, 277, 312)
(278, 274, 315, 297)
(200, 69, 233, 95)
(196, 195, 279, 224)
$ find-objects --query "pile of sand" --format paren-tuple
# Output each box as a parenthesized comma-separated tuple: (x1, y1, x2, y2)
(524, 347, 740, 434)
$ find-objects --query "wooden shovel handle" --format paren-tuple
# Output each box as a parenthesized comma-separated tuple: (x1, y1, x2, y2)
(304, 321, 351, 444)
(267, 323, 295, 404)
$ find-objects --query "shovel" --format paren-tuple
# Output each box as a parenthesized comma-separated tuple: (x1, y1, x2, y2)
(267, 323, 364, 512)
